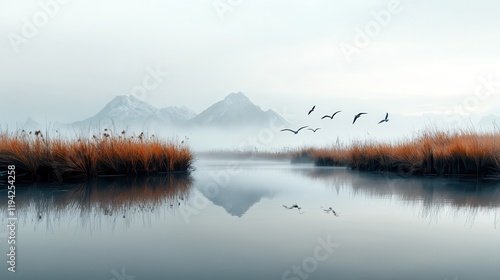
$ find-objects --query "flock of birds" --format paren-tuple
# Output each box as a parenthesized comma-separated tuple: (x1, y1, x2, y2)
(279, 106, 390, 215)
(280, 105, 388, 216)
(283, 204, 338, 216)
(280, 105, 389, 134)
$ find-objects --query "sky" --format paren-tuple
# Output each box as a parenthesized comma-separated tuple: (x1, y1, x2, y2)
(1, 0, 500, 128)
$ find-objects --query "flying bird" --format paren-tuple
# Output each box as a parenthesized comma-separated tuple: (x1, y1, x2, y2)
(308, 105, 316, 115)
(283, 204, 302, 210)
(284, 204, 303, 214)
(352, 113, 367, 124)
(378, 113, 389, 124)
(280, 126, 308, 134)
(321, 111, 342, 120)
(308, 128, 321, 132)
(321, 206, 338, 216)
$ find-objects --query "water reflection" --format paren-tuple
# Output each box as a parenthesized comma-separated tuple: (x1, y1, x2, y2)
(292, 166, 500, 207)
(4, 162, 499, 226)
(290, 165, 500, 226)
(0, 174, 193, 230)
(0, 160, 499, 279)
(198, 185, 275, 217)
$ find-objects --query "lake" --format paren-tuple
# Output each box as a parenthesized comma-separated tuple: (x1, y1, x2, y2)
(1, 158, 499, 280)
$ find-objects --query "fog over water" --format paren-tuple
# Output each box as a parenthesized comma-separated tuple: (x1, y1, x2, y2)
(2, 1, 500, 141)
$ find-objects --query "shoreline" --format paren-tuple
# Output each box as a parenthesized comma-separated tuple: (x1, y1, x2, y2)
(0, 130, 193, 183)
(195, 129, 500, 180)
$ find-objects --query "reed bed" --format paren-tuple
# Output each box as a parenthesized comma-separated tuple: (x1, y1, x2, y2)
(298, 130, 500, 178)
(198, 147, 304, 161)
(0, 130, 193, 182)
(305, 146, 351, 166)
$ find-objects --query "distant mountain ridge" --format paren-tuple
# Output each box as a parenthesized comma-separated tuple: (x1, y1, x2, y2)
(57, 95, 195, 130)
(476, 114, 500, 130)
(187, 92, 288, 127)
(55, 92, 288, 131)
(23, 117, 40, 131)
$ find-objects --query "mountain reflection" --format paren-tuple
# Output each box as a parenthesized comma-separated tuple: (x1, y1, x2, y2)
(197, 183, 275, 217)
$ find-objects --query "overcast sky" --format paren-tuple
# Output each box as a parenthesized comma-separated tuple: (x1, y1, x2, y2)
(1, 0, 500, 127)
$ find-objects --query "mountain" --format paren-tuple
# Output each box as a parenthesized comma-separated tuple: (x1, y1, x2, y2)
(158, 106, 197, 124)
(21, 117, 41, 131)
(187, 92, 289, 127)
(55, 92, 289, 133)
(60, 95, 196, 131)
(196, 184, 274, 217)
(98, 95, 158, 120)
(476, 114, 500, 130)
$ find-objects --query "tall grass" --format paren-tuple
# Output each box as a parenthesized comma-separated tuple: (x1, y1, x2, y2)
(297, 129, 500, 178)
(0, 130, 193, 182)
(198, 147, 306, 161)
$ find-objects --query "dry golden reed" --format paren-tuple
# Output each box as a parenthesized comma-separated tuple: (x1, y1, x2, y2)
(299, 130, 500, 177)
(0, 130, 193, 182)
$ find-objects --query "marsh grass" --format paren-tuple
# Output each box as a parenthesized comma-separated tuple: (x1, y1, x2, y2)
(299, 129, 500, 178)
(198, 147, 304, 161)
(306, 146, 351, 166)
(0, 130, 193, 182)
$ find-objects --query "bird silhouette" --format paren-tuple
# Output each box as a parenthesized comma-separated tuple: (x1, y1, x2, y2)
(378, 112, 389, 124)
(321, 110, 341, 120)
(281, 126, 308, 134)
(352, 113, 367, 124)
(308, 128, 321, 132)
(283, 204, 303, 214)
(321, 206, 338, 216)
(308, 105, 316, 115)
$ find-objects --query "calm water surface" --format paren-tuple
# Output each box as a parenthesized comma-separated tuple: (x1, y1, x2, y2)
(1, 158, 499, 280)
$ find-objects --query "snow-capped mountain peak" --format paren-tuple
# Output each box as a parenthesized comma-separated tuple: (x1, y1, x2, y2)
(187, 92, 288, 127)
(222, 91, 252, 105)
(63, 95, 195, 130)
(57, 92, 288, 131)
(98, 95, 157, 119)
